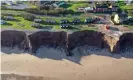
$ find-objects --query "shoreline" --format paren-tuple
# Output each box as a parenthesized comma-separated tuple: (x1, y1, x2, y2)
(1, 73, 59, 80)
(1, 47, 133, 80)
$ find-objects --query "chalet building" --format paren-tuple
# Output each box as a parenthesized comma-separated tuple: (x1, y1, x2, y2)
(60, 24, 71, 28)
(72, 19, 81, 24)
(29, 0, 69, 9)
(29, 0, 56, 7)
(93, 5, 119, 12)
(34, 19, 43, 23)
(60, 19, 69, 24)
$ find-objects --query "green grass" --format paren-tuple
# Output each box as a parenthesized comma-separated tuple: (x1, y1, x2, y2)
(120, 4, 133, 10)
(1, 17, 35, 30)
(1, 15, 98, 31)
(119, 4, 133, 17)
(67, 2, 89, 11)
(1, 8, 97, 31)
(128, 26, 133, 30)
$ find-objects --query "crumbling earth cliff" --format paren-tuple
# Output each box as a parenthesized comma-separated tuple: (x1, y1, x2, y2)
(1, 30, 133, 54)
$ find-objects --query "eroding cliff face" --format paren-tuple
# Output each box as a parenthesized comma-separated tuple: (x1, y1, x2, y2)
(28, 31, 67, 53)
(114, 33, 133, 53)
(68, 30, 108, 50)
(1, 30, 30, 51)
(1, 30, 133, 54)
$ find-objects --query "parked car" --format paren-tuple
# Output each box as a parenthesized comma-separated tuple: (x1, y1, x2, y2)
(45, 19, 56, 24)
(60, 24, 71, 28)
(0, 20, 6, 24)
(34, 19, 43, 23)
(122, 18, 133, 25)
(31, 23, 41, 28)
(5, 16, 15, 20)
(72, 19, 81, 24)
(84, 18, 93, 23)
(60, 19, 69, 24)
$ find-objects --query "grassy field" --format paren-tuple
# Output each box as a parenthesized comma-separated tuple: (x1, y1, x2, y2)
(120, 4, 133, 10)
(120, 4, 133, 17)
(1, 17, 34, 29)
(1, 15, 98, 31)
(67, 2, 89, 11)
(127, 25, 133, 30)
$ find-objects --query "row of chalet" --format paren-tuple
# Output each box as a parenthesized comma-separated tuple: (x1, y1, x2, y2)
(93, 5, 118, 12)
(29, 1, 68, 8)
(79, 5, 119, 13)
(34, 17, 100, 25)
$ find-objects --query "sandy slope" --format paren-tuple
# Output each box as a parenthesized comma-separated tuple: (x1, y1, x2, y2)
(1, 47, 133, 80)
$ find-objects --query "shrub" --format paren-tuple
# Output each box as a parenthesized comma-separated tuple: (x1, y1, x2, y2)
(24, 7, 75, 16)
(25, 8, 39, 14)
(22, 13, 36, 21)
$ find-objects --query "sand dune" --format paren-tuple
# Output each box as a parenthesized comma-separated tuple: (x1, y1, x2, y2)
(1, 47, 133, 80)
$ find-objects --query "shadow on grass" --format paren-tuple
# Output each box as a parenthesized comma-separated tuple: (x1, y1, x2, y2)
(2, 23, 12, 26)
(60, 4, 72, 8)
(62, 27, 80, 30)
(14, 19, 21, 22)
(35, 26, 53, 30)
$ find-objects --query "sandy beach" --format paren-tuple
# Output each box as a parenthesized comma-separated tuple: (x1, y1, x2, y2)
(1, 47, 133, 80)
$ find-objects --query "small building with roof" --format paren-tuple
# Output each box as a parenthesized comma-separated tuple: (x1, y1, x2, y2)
(84, 18, 93, 23)
(34, 19, 43, 23)
(60, 19, 69, 24)
(31, 23, 41, 28)
(93, 5, 119, 12)
(60, 24, 71, 28)
(72, 19, 81, 24)
(5, 16, 15, 20)
(0, 20, 6, 25)
(45, 19, 56, 24)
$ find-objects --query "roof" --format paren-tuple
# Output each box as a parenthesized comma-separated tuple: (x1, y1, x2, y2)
(45, 19, 56, 22)
(96, 6, 108, 8)
(85, 7, 93, 10)
(34, 19, 43, 21)
(95, 5, 118, 8)
(61, 19, 69, 22)
(31, 23, 40, 26)
(0, 20, 6, 24)
(118, 14, 128, 18)
(61, 24, 70, 27)
(5, 16, 14, 20)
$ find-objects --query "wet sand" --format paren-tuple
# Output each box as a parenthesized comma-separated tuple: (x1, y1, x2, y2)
(1, 47, 133, 80)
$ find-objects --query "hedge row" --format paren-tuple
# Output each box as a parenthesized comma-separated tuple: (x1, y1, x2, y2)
(24, 8, 75, 16)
